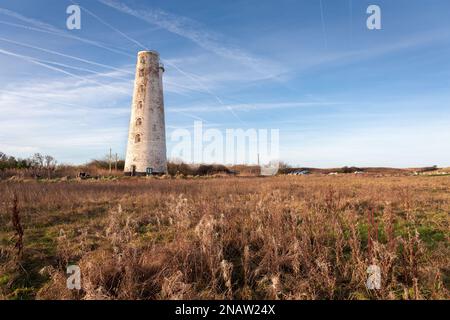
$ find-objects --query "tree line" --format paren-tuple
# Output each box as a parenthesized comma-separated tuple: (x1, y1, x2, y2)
(0, 152, 57, 178)
(0, 152, 56, 170)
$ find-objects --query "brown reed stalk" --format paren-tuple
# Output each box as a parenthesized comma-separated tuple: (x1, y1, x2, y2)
(11, 193, 23, 259)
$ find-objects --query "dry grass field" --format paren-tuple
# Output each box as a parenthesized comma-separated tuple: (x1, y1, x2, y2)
(0, 175, 448, 300)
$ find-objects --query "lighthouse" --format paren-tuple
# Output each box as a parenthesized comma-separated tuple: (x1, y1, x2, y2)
(124, 51, 167, 176)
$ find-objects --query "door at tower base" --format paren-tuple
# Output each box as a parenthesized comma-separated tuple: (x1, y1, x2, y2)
(124, 50, 167, 176)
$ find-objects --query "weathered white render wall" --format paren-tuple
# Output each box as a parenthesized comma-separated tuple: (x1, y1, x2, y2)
(124, 51, 167, 175)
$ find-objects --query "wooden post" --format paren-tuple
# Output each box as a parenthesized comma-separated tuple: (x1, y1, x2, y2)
(109, 148, 112, 174)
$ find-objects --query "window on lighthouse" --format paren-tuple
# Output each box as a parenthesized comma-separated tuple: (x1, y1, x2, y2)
(137, 101, 143, 109)
(136, 118, 142, 126)
(139, 84, 145, 93)
(140, 57, 145, 64)
(135, 134, 141, 143)
(139, 69, 145, 77)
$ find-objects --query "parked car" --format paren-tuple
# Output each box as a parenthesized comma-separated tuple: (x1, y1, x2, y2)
(289, 170, 310, 176)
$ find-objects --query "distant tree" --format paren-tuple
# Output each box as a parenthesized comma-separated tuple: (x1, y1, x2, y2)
(277, 161, 292, 174)
(30, 153, 44, 168)
(16, 159, 29, 169)
(0, 152, 36, 171)
(25, 153, 58, 178)
(420, 165, 439, 173)
(197, 164, 230, 176)
(44, 155, 57, 179)
(0, 152, 19, 170)
(167, 161, 195, 176)
(341, 166, 363, 174)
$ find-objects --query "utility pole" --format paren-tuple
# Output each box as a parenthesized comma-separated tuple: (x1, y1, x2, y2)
(257, 153, 260, 176)
(115, 153, 118, 171)
(109, 148, 112, 174)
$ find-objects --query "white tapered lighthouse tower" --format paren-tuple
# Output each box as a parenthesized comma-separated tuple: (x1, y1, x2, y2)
(124, 51, 167, 176)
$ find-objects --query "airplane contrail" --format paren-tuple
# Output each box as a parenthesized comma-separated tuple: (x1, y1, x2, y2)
(34, 57, 131, 82)
(0, 48, 130, 94)
(319, 0, 328, 50)
(349, 0, 353, 45)
(163, 59, 246, 125)
(82, 1, 247, 124)
(0, 36, 134, 76)
(70, 0, 149, 50)
(0, 89, 126, 115)
(78, 1, 225, 100)
(0, 11, 222, 105)
(0, 7, 61, 33)
(1, 3, 245, 124)
(0, 9, 133, 58)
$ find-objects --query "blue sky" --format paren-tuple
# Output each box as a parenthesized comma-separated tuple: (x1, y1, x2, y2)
(0, 0, 449, 167)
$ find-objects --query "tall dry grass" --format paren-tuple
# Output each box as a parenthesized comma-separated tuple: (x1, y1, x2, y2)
(0, 175, 448, 300)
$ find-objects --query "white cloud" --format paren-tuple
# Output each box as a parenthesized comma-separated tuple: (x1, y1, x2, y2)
(97, 0, 284, 78)
(168, 101, 342, 113)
